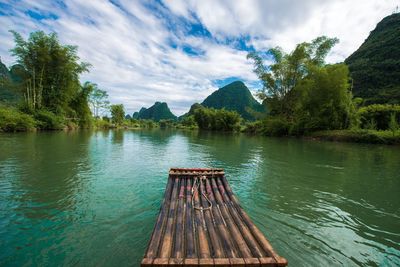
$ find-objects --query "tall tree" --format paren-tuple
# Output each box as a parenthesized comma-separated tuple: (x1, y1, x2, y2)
(247, 36, 338, 117)
(110, 104, 125, 125)
(10, 30, 90, 114)
(87, 82, 109, 117)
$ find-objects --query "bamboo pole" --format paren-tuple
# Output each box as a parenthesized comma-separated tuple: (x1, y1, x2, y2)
(192, 178, 211, 258)
(221, 176, 287, 265)
(172, 178, 185, 259)
(211, 178, 252, 258)
(145, 177, 174, 259)
(185, 178, 196, 258)
(159, 177, 180, 258)
(216, 177, 265, 258)
(199, 179, 224, 258)
(205, 178, 238, 259)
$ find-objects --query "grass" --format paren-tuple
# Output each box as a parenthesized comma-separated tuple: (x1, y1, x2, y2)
(0, 106, 36, 132)
(308, 129, 400, 145)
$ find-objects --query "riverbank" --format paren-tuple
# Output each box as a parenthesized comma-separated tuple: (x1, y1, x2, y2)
(306, 129, 400, 145)
(2, 106, 399, 145)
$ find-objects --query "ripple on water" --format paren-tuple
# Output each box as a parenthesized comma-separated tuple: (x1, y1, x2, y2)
(0, 131, 399, 266)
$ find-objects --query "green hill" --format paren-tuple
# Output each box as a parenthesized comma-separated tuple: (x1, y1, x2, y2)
(0, 60, 23, 103)
(201, 81, 263, 120)
(345, 13, 400, 104)
(132, 102, 176, 121)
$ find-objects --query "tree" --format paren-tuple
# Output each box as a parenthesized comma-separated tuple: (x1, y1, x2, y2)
(293, 64, 354, 131)
(87, 82, 109, 117)
(247, 36, 338, 117)
(110, 104, 125, 125)
(194, 107, 240, 131)
(10, 30, 90, 114)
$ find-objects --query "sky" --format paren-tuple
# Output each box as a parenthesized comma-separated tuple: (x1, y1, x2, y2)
(0, 0, 397, 115)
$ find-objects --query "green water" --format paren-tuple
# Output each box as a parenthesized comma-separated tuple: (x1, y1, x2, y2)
(0, 130, 399, 266)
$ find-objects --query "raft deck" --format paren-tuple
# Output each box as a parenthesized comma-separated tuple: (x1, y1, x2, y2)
(141, 168, 287, 266)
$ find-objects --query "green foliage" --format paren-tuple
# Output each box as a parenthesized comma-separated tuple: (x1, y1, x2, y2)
(293, 64, 354, 132)
(0, 105, 35, 132)
(180, 115, 196, 127)
(243, 117, 291, 136)
(310, 129, 400, 145)
(87, 82, 109, 117)
(247, 36, 338, 102)
(9, 30, 90, 117)
(69, 82, 93, 128)
(194, 107, 241, 131)
(389, 113, 399, 136)
(94, 117, 112, 129)
(201, 81, 264, 120)
(110, 104, 125, 125)
(248, 36, 354, 135)
(357, 104, 400, 130)
(345, 13, 400, 104)
(34, 110, 65, 130)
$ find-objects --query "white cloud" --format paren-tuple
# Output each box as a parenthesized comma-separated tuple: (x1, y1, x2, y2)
(0, 0, 397, 115)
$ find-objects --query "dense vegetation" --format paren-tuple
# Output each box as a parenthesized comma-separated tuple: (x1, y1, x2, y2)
(201, 81, 264, 120)
(1, 15, 399, 145)
(193, 107, 240, 131)
(132, 101, 177, 121)
(0, 31, 95, 131)
(345, 13, 400, 104)
(246, 36, 355, 135)
(0, 31, 127, 132)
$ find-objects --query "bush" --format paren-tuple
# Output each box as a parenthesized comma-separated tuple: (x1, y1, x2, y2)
(94, 118, 112, 129)
(0, 106, 36, 132)
(357, 104, 400, 130)
(194, 107, 241, 131)
(34, 110, 65, 130)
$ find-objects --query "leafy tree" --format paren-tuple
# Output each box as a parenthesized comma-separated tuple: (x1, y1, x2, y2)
(9, 30, 90, 115)
(87, 82, 109, 117)
(110, 104, 125, 125)
(293, 64, 354, 131)
(194, 107, 240, 131)
(247, 36, 338, 117)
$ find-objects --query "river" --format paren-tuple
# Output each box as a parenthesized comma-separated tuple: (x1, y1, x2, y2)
(0, 130, 399, 266)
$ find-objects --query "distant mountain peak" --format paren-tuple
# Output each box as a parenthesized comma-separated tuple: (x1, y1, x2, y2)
(132, 101, 176, 121)
(345, 13, 400, 104)
(200, 80, 263, 120)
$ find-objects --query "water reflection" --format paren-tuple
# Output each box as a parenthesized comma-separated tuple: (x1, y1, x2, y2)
(0, 130, 399, 266)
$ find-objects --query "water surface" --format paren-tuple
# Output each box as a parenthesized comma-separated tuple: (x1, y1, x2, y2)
(0, 130, 399, 266)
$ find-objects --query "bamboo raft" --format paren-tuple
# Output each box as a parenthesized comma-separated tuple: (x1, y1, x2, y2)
(141, 168, 288, 266)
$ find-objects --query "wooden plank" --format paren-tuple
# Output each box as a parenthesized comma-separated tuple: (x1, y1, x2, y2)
(183, 258, 198, 266)
(213, 258, 230, 266)
(153, 258, 170, 266)
(243, 258, 260, 266)
(169, 258, 184, 266)
(198, 258, 213, 266)
(229, 258, 246, 266)
(141, 258, 153, 266)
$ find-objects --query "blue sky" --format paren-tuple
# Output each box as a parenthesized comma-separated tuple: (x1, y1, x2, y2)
(0, 0, 396, 115)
